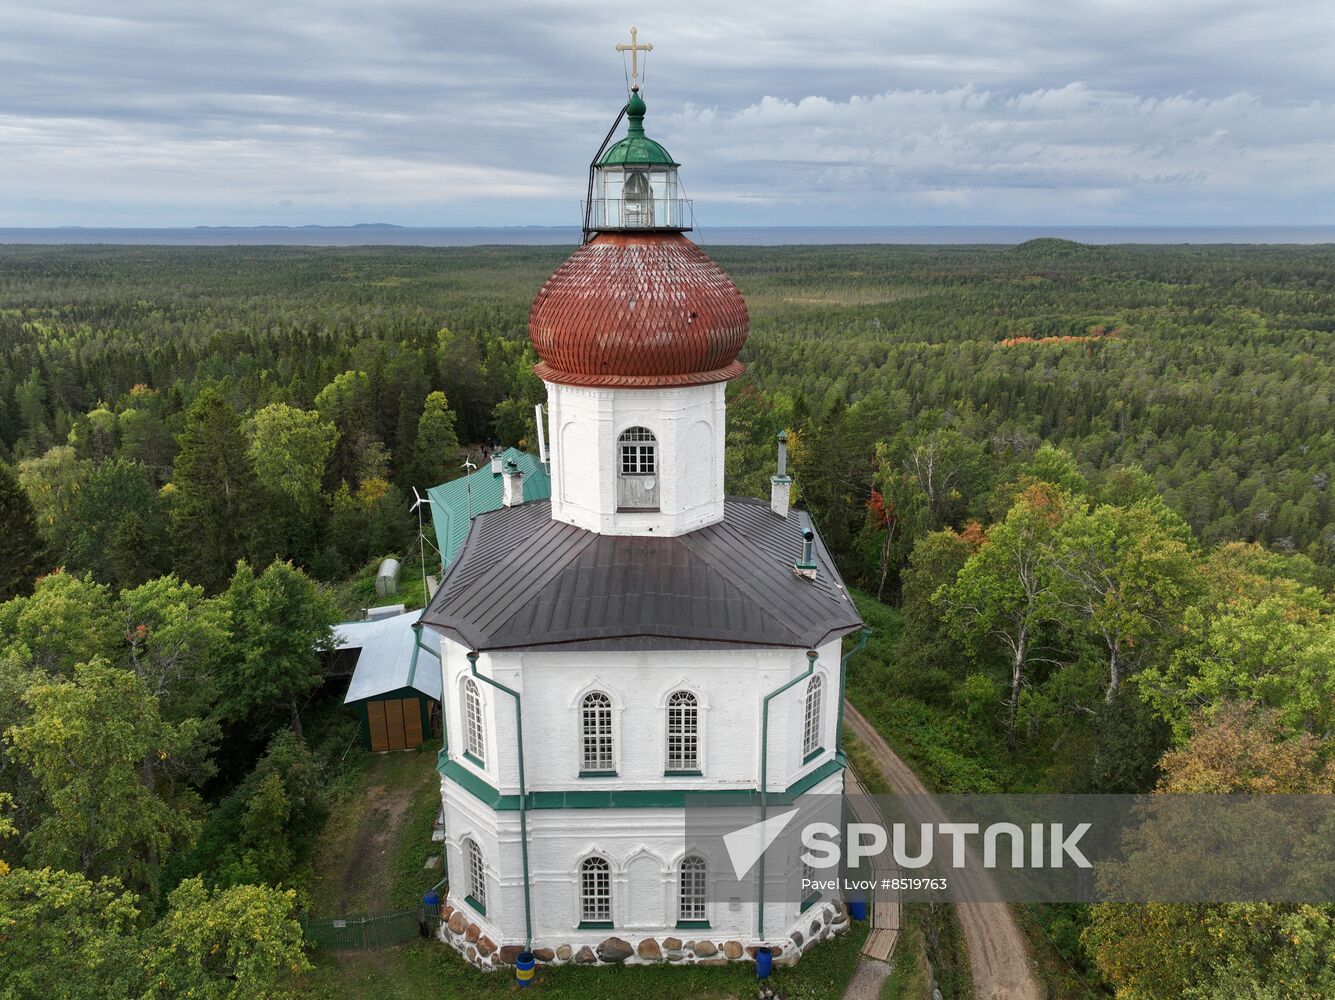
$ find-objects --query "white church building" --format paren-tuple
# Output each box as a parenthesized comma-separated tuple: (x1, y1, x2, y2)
(419, 45, 863, 971)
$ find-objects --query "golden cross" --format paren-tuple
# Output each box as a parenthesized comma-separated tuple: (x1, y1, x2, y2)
(615, 26, 653, 87)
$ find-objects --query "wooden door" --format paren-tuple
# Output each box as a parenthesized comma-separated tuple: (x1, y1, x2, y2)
(384, 699, 406, 751)
(367, 701, 388, 752)
(402, 698, 424, 747)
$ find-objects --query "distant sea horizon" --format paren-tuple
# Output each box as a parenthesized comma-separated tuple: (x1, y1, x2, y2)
(2, 224, 1334, 247)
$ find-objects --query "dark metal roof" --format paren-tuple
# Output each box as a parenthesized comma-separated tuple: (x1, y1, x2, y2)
(418, 498, 862, 652)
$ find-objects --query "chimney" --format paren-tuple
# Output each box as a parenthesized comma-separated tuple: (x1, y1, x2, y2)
(490, 450, 503, 475)
(502, 460, 525, 507)
(793, 528, 818, 580)
(770, 430, 792, 518)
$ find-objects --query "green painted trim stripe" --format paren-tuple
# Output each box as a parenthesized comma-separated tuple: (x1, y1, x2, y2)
(439, 755, 844, 811)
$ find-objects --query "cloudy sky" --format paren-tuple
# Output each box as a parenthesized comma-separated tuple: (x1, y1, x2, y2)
(2, 0, 1333, 227)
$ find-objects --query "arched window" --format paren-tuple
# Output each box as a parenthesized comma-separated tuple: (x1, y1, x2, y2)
(678, 855, 707, 922)
(580, 692, 614, 773)
(580, 856, 612, 924)
(465, 837, 486, 911)
(802, 675, 824, 758)
(666, 690, 700, 772)
(617, 426, 659, 511)
(463, 678, 485, 764)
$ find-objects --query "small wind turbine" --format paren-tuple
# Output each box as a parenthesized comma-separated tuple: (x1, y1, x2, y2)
(409, 486, 435, 601)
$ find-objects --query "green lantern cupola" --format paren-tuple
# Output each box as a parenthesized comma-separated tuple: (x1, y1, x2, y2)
(588, 77, 691, 231)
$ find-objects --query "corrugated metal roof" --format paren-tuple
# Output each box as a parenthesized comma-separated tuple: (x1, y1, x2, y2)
(425, 448, 552, 572)
(339, 611, 442, 704)
(418, 498, 862, 652)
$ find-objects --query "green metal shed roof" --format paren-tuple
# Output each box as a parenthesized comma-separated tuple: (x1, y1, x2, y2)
(426, 448, 551, 572)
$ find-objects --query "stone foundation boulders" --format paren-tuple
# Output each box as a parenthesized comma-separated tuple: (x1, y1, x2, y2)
(436, 899, 847, 972)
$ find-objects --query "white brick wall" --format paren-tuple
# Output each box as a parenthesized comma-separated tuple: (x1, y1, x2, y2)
(437, 635, 846, 946)
(547, 381, 726, 536)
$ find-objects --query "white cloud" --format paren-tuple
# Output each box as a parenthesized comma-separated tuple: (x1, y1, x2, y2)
(0, 0, 1332, 225)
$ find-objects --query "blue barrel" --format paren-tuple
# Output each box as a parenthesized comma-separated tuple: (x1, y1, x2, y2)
(848, 897, 868, 921)
(755, 946, 773, 979)
(423, 890, 440, 909)
(515, 951, 536, 987)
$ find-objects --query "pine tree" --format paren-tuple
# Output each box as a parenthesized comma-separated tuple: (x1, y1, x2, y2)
(410, 390, 460, 488)
(0, 462, 47, 601)
(168, 389, 268, 593)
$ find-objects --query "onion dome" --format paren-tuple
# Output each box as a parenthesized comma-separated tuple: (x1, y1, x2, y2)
(529, 231, 749, 388)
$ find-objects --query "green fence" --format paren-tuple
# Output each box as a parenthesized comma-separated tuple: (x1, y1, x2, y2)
(301, 907, 439, 950)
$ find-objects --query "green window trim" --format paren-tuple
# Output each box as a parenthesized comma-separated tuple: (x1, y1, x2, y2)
(803, 747, 825, 764)
(675, 919, 711, 930)
(464, 894, 487, 917)
(800, 892, 821, 913)
(440, 754, 845, 811)
(577, 920, 614, 930)
(663, 769, 703, 777)
(578, 770, 619, 779)
(463, 750, 486, 768)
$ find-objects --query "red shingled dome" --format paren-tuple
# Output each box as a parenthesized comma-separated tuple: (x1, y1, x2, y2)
(529, 231, 749, 388)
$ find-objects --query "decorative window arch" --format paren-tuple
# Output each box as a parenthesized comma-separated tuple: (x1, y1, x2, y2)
(580, 856, 612, 924)
(465, 837, 487, 911)
(463, 677, 485, 764)
(580, 691, 615, 773)
(666, 690, 700, 772)
(617, 426, 659, 511)
(678, 855, 708, 922)
(802, 674, 824, 758)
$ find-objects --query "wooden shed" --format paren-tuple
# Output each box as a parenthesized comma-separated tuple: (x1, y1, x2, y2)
(337, 612, 441, 753)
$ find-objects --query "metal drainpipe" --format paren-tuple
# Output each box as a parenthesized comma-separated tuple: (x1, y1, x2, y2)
(836, 628, 872, 752)
(757, 649, 819, 940)
(467, 651, 534, 951)
(412, 624, 445, 753)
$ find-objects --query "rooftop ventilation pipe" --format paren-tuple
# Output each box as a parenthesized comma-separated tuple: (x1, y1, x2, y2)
(490, 451, 503, 475)
(502, 460, 525, 507)
(794, 528, 817, 580)
(770, 431, 792, 518)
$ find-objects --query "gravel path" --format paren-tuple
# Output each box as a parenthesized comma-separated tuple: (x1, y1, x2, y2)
(844, 705, 1043, 1000)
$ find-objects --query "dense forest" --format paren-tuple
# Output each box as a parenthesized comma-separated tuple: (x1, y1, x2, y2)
(1, 240, 1332, 998)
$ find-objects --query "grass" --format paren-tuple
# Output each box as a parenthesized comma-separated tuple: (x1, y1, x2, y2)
(299, 922, 870, 999)
(844, 731, 891, 795)
(307, 744, 442, 917)
(327, 545, 431, 620)
(879, 916, 931, 1000)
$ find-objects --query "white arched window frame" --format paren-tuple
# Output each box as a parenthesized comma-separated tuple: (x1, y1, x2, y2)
(665, 690, 701, 774)
(802, 674, 824, 760)
(462, 677, 485, 765)
(464, 837, 487, 914)
(677, 855, 708, 924)
(580, 691, 615, 774)
(616, 426, 659, 511)
(580, 856, 612, 925)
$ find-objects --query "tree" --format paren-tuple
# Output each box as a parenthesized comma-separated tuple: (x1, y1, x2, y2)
(0, 571, 119, 675)
(315, 370, 383, 487)
(1085, 707, 1335, 999)
(1051, 500, 1197, 702)
(936, 484, 1072, 749)
(169, 389, 268, 593)
(119, 575, 231, 724)
(0, 461, 48, 601)
(1138, 588, 1334, 741)
(5, 659, 205, 896)
(246, 403, 337, 560)
(410, 390, 460, 487)
(0, 866, 143, 1000)
(15, 445, 89, 554)
(143, 878, 310, 1000)
(61, 458, 170, 587)
(220, 560, 338, 736)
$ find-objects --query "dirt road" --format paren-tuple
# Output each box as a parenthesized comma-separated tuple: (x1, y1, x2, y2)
(845, 704, 1043, 1000)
